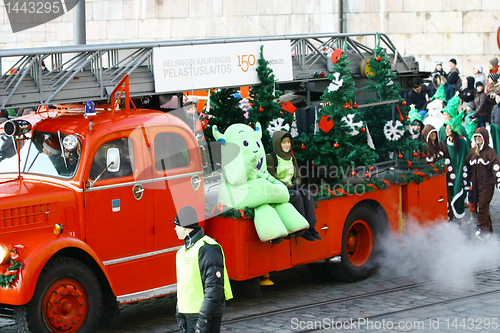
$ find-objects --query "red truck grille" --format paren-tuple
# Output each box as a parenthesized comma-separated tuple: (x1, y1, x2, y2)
(0, 203, 53, 228)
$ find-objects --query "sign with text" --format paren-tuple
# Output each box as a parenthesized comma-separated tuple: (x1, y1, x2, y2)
(153, 40, 293, 93)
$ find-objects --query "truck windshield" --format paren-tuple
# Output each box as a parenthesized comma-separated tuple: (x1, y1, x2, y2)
(0, 131, 80, 179)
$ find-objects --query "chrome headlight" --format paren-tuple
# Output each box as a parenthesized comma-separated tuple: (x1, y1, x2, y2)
(63, 135, 78, 150)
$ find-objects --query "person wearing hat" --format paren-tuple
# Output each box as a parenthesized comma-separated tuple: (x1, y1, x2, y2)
(408, 105, 424, 141)
(447, 58, 462, 92)
(463, 127, 500, 241)
(174, 207, 232, 333)
(444, 111, 471, 221)
(489, 58, 499, 75)
(487, 73, 500, 96)
(473, 64, 486, 86)
(473, 81, 490, 128)
(438, 94, 468, 142)
(432, 60, 446, 77)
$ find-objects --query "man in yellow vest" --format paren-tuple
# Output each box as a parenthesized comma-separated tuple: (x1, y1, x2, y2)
(174, 207, 233, 333)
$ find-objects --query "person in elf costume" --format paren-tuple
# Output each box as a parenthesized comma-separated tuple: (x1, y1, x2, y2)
(408, 105, 424, 141)
(444, 110, 471, 221)
(463, 128, 500, 241)
(399, 105, 425, 166)
(439, 94, 469, 143)
(213, 122, 309, 243)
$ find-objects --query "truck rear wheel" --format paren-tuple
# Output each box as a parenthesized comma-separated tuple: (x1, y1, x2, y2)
(308, 205, 384, 283)
(328, 205, 380, 282)
(15, 258, 103, 333)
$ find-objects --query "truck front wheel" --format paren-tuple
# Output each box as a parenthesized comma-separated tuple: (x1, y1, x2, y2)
(15, 258, 103, 333)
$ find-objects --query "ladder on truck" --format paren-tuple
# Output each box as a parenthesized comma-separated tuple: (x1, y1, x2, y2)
(0, 32, 427, 109)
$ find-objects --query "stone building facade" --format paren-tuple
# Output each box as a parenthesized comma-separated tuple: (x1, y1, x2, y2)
(0, 0, 499, 78)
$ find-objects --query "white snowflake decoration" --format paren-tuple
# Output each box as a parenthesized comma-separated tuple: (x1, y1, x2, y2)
(383, 120, 405, 141)
(267, 118, 290, 137)
(341, 113, 363, 136)
(327, 72, 343, 92)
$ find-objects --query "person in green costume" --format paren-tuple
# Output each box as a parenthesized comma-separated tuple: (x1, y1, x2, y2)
(400, 105, 425, 166)
(438, 94, 469, 142)
(266, 130, 322, 241)
(444, 112, 471, 220)
(213, 122, 309, 243)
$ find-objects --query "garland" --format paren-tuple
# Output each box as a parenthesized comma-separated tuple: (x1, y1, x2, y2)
(212, 159, 449, 219)
(0, 246, 24, 288)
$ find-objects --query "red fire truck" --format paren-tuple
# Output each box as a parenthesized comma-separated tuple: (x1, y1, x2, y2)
(0, 74, 447, 332)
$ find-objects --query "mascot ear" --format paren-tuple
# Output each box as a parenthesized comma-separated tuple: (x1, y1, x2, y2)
(255, 122, 262, 140)
(212, 125, 227, 145)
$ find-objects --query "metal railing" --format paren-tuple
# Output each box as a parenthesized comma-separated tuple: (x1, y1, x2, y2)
(0, 32, 414, 109)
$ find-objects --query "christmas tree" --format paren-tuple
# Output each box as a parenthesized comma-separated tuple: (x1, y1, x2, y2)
(361, 33, 423, 159)
(201, 88, 247, 143)
(200, 88, 247, 170)
(293, 44, 378, 178)
(247, 45, 294, 152)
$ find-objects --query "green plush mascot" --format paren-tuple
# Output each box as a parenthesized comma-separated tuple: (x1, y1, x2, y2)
(213, 122, 309, 242)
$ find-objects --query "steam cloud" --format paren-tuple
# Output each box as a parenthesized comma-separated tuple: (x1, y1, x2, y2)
(376, 217, 500, 291)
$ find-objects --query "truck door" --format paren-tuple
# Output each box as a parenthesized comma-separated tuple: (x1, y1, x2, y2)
(145, 126, 204, 250)
(84, 133, 151, 260)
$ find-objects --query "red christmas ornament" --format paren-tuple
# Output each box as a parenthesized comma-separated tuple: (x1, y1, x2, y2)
(369, 166, 374, 172)
(364, 172, 370, 178)
(412, 152, 418, 157)
(311, 163, 315, 167)
(360, 128, 366, 133)
(401, 101, 407, 106)
(300, 144, 306, 150)
(353, 103, 358, 109)
(333, 143, 340, 149)
(344, 104, 351, 109)
(258, 106, 264, 112)
(421, 154, 426, 158)
(398, 153, 404, 159)
(376, 56, 382, 62)
(351, 171, 357, 176)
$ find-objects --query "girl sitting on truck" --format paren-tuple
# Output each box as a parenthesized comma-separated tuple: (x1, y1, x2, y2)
(266, 130, 321, 241)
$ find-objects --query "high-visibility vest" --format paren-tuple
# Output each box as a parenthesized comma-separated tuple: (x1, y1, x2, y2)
(176, 235, 233, 313)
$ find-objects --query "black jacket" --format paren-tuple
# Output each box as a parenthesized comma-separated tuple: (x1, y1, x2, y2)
(183, 228, 226, 319)
(459, 77, 475, 103)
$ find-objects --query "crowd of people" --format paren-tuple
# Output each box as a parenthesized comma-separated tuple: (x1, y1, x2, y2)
(405, 57, 500, 241)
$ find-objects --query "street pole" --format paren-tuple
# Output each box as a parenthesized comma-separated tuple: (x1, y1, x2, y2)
(74, 0, 86, 45)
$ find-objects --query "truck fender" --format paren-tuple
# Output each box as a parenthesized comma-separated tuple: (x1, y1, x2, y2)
(0, 232, 111, 306)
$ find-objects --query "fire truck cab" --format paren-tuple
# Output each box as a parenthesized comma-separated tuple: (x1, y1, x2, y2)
(0, 80, 204, 331)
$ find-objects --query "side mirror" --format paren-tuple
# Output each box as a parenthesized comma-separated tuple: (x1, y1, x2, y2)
(107, 147, 121, 172)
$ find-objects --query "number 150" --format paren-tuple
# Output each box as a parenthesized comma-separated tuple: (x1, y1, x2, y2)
(237, 54, 256, 72)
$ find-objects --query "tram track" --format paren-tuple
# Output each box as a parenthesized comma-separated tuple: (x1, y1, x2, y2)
(219, 266, 500, 329)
